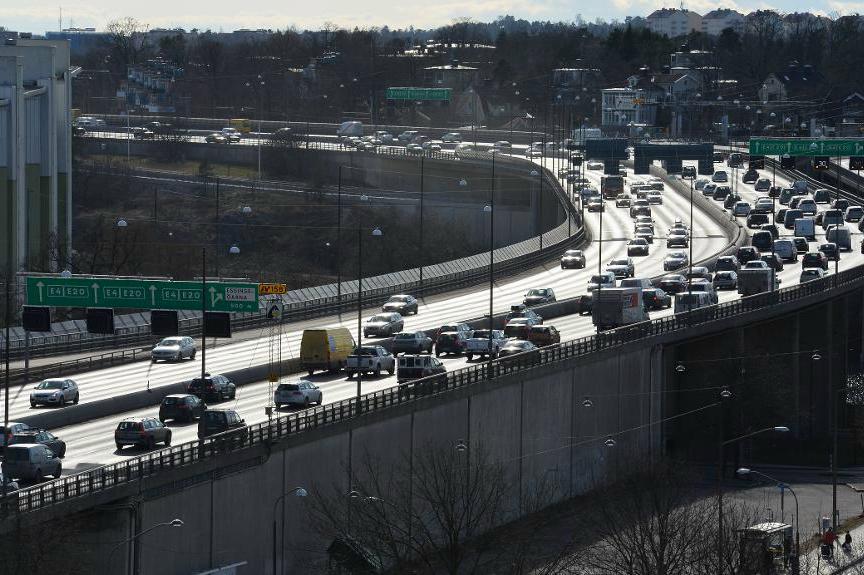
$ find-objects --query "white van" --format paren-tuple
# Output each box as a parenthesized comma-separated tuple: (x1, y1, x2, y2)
(772, 239, 797, 262)
(674, 292, 713, 314)
(1, 444, 62, 481)
(827, 226, 852, 251)
(337, 121, 363, 138)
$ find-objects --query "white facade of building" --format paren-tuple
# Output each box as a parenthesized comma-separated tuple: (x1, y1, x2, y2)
(0, 35, 75, 273)
(646, 8, 703, 37)
(701, 9, 745, 35)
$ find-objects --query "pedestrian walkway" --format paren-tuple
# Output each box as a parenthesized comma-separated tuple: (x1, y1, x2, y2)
(802, 517, 864, 573)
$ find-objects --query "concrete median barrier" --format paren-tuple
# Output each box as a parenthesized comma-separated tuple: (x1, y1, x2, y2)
(19, 358, 303, 430)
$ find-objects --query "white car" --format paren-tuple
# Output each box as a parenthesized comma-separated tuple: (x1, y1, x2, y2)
(441, 132, 462, 143)
(800, 268, 826, 283)
(220, 127, 241, 142)
(30, 379, 80, 407)
(151, 336, 197, 362)
(273, 380, 323, 409)
(586, 160, 604, 170)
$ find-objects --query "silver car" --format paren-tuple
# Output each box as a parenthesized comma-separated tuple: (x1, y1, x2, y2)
(30, 379, 79, 407)
(151, 336, 196, 362)
(274, 380, 323, 409)
(363, 312, 404, 338)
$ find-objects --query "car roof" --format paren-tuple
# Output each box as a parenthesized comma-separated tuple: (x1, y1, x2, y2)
(165, 394, 193, 399)
(6, 443, 42, 449)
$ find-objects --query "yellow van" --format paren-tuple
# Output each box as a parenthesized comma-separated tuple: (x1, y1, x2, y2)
(300, 328, 355, 375)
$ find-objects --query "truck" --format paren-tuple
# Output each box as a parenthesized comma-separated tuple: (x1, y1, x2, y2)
(465, 329, 507, 360)
(601, 175, 625, 199)
(346, 345, 396, 378)
(591, 287, 649, 330)
(737, 268, 778, 296)
(794, 217, 816, 240)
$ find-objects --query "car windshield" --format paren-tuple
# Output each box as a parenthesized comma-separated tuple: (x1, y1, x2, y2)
(630, 239, 646, 245)
(278, 384, 300, 391)
(162, 397, 179, 405)
(527, 289, 547, 296)
(394, 333, 415, 340)
(353, 347, 378, 355)
(158, 338, 182, 346)
(4, 448, 30, 461)
(590, 275, 610, 284)
(369, 315, 390, 322)
(564, 250, 582, 257)
(117, 421, 141, 430)
(610, 259, 628, 265)
(36, 380, 64, 390)
(472, 330, 491, 339)
(388, 296, 410, 303)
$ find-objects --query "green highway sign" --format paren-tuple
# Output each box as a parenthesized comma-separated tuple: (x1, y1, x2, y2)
(749, 138, 864, 157)
(385, 87, 451, 101)
(26, 277, 259, 312)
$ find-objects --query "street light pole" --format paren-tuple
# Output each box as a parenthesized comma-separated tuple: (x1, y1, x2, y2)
(108, 518, 184, 572)
(2, 181, 11, 499)
(488, 155, 496, 375)
(272, 487, 308, 575)
(688, 176, 694, 295)
(356, 224, 383, 413)
(200, 246, 207, 381)
(419, 156, 424, 290)
(337, 165, 342, 302)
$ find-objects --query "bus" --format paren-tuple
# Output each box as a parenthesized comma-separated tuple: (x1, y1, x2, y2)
(601, 175, 625, 199)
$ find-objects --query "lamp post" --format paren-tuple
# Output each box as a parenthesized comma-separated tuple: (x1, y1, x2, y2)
(484, 201, 494, 374)
(337, 165, 343, 301)
(813, 349, 841, 531)
(737, 468, 800, 573)
(108, 518, 184, 572)
(272, 487, 308, 575)
(717, 426, 790, 575)
(419, 156, 425, 290)
(356, 214, 383, 412)
(688, 175, 694, 295)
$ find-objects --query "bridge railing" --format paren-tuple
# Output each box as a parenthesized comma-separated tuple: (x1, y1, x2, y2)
(5, 257, 863, 519)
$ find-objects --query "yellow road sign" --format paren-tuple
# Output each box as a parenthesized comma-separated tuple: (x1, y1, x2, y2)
(259, 283, 287, 295)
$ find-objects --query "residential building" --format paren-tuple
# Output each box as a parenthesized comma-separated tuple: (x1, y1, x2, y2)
(759, 61, 826, 103)
(119, 58, 184, 114)
(701, 9, 745, 35)
(646, 8, 703, 37)
(0, 34, 77, 273)
(424, 63, 479, 92)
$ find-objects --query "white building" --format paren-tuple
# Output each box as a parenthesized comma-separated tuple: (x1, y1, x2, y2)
(701, 9, 745, 35)
(0, 34, 76, 273)
(646, 8, 703, 37)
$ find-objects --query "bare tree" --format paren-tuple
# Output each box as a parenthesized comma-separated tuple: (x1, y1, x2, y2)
(104, 17, 150, 73)
(309, 442, 529, 574)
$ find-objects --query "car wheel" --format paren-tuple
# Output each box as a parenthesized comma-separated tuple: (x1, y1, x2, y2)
(388, 366, 395, 375)
(34, 470, 43, 483)
(190, 350, 196, 360)
(317, 393, 323, 405)
(165, 432, 172, 447)
(307, 370, 314, 377)
(73, 394, 79, 405)
(304, 398, 310, 409)
(59, 446, 66, 458)
(30, 402, 36, 409)
(346, 370, 355, 378)
(374, 365, 381, 377)
(231, 387, 236, 400)
(466, 353, 473, 361)
(159, 417, 166, 423)
(116, 443, 123, 451)
(435, 350, 441, 357)
(147, 437, 156, 450)
(175, 353, 181, 362)
(53, 463, 62, 478)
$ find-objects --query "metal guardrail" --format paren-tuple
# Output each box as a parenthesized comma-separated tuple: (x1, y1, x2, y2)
(5, 253, 864, 519)
(3, 142, 580, 363)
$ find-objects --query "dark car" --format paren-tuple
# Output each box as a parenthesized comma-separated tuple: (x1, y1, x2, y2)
(793, 237, 810, 254)
(802, 251, 829, 270)
(723, 193, 742, 210)
(72, 125, 87, 137)
(363, 312, 404, 338)
(832, 199, 850, 212)
(381, 294, 419, 315)
(761, 224, 780, 239)
(713, 187, 732, 201)
(198, 409, 247, 440)
(760, 253, 784, 271)
(768, 186, 782, 198)
(751, 230, 774, 252)
(11, 429, 66, 458)
(187, 374, 236, 402)
(498, 339, 538, 359)
(715, 255, 740, 272)
(776, 209, 788, 226)
(523, 288, 556, 306)
(742, 169, 759, 183)
(391, 331, 433, 355)
(819, 242, 840, 262)
(435, 332, 468, 356)
(642, 288, 672, 310)
(813, 189, 831, 203)
(658, 274, 687, 294)
(159, 394, 207, 423)
(736, 246, 760, 264)
(115, 417, 171, 450)
(560, 249, 586, 269)
(526, 325, 561, 347)
(746, 213, 769, 229)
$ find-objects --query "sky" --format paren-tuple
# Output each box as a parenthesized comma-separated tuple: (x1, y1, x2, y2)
(1, 0, 862, 35)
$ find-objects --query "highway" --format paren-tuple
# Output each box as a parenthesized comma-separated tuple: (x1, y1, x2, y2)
(19, 149, 864, 481)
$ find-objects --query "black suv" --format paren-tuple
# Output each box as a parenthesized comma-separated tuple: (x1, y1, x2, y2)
(115, 417, 172, 450)
(736, 246, 760, 264)
(159, 394, 207, 423)
(11, 429, 66, 458)
(198, 409, 247, 440)
(187, 374, 236, 402)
